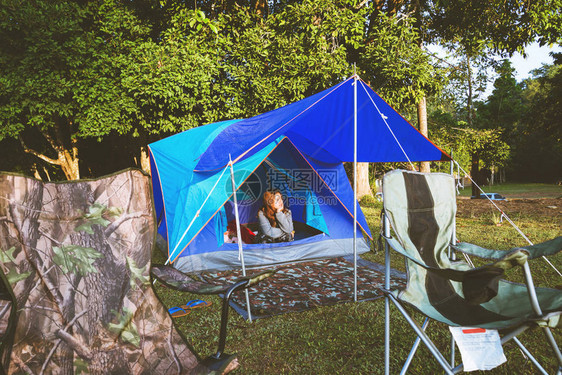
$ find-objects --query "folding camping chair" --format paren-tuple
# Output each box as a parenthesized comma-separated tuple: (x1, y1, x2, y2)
(0, 169, 271, 374)
(0, 268, 16, 375)
(380, 169, 562, 374)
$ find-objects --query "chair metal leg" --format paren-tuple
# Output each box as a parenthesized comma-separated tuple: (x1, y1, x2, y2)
(450, 333, 455, 368)
(214, 279, 249, 359)
(512, 336, 548, 375)
(384, 294, 390, 375)
(400, 318, 430, 375)
(384, 214, 391, 375)
(542, 326, 562, 369)
(387, 293, 454, 375)
(201, 278, 250, 374)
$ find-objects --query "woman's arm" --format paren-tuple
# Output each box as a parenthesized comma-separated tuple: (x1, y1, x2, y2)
(275, 210, 294, 234)
(258, 211, 283, 238)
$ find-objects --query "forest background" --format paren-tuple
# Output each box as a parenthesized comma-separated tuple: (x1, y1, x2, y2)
(1, 0, 561, 196)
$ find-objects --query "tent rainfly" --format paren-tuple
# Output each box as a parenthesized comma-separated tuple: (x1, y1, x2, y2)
(149, 76, 450, 275)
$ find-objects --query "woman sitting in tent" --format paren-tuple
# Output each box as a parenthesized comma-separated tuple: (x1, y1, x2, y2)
(256, 190, 294, 243)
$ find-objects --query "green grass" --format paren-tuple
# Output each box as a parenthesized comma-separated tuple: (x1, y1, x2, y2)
(153, 197, 562, 374)
(458, 182, 562, 199)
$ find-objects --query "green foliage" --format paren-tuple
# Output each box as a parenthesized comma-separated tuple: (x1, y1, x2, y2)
(5, 267, 32, 286)
(476, 60, 524, 138)
(358, 194, 380, 209)
(359, 13, 446, 107)
(126, 256, 150, 290)
(427, 0, 562, 55)
(511, 55, 562, 182)
(218, 1, 351, 116)
(0, 1, 82, 137)
(73, 358, 89, 375)
(0, 246, 16, 264)
(52, 245, 104, 276)
(1, 0, 560, 181)
(108, 307, 140, 347)
(1, 247, 32, 284)
(75, 203, 122, 234)
(441, 50, 495, 108)
(429, 110, 510, 173)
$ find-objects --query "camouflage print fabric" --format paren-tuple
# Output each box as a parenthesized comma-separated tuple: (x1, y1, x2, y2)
(198, 257, 406, 319)
(0, 170, 214, 374)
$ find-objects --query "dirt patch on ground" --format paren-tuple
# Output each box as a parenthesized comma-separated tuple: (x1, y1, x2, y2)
(457, 197, 562, 219)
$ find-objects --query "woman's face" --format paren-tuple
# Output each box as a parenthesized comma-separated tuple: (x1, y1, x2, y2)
(273, 193, 284, 211)
(267, 192, 283, 211)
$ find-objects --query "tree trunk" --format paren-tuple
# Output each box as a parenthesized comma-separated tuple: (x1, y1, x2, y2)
(471, 152, 479, 197)
(139, 146, 151, 175)
(19, 127, 80, 180)
(467, 55, 474, 128)
(413, 0, 430, 174)
(417, 97, 430, 173)
(254, 0, 268, 17)
(466, 53, 479, 197)
(356, 162, 373, 200)
(59, 148, 80, 181)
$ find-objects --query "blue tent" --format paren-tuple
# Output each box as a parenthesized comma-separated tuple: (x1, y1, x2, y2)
(149, 77, 449, 273)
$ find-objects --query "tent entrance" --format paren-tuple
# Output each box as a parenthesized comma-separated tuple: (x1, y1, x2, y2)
(218, 142, 332, 246)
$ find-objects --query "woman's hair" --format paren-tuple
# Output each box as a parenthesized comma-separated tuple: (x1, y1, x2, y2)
(260, 190, 287, 227)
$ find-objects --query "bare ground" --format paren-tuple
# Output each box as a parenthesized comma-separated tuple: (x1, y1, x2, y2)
(457, 197, 562, 219)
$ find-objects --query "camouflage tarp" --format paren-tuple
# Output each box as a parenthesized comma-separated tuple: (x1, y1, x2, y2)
(0, 169, 219, 374)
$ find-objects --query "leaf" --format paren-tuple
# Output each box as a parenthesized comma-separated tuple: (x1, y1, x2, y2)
(74, 223, 95, 234)
(6, 268, 32, 285)
(75, 203, 122, 233)
(74, 358, 89, 375)
(0, 247, 17, 263)
(108, 308, 140, 347)
(126, 256, 149, 290)
(106, 206, 123, 218)
(52, 245, 104, 276)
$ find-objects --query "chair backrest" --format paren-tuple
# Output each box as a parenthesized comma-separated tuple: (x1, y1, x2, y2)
(0, 170, 203, 374)
(0, 266, 16, 375)
(383, 169, 457, 271)
(383, 170, 473, 325)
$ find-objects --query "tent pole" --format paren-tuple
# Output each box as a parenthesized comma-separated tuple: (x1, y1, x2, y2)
(449, 150, 456, 261)
(229, 154, 253, 322)
(353, 68, 358, 302)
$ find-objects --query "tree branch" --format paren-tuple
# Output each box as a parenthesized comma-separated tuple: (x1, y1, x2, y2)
(12, 354, 34, 374)
(356, 0, 368, 8)
(40, 310, 88, 375)
(104, 212, 146, 237)
(55, 329, 93, 361)
(19, 136, 61, 166)
(39, 129, 59, 151)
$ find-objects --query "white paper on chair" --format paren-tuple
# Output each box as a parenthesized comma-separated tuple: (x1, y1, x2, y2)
(449, 327, 507, 372)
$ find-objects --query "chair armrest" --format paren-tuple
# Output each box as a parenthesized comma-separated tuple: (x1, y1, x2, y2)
(453, 236, 561, 261)
(151, 265, 276, 295)
(151, 266, 229, 294)
(385, 236, 529, 305)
